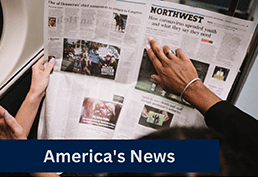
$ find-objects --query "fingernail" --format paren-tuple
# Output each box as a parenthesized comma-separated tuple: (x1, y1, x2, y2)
(146, 44, 151, 50)
(148, 36, 154, 42)
(50, 57, 56, 63)
(4, 111, 10, 119)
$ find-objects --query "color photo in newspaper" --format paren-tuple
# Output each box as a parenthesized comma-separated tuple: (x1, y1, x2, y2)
(135, 49, 209, 105)
(79, 97, 122, 130)
(61, 39, 120, 80)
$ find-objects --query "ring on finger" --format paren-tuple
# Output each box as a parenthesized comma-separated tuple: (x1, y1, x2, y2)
(165, 50, 175, 57)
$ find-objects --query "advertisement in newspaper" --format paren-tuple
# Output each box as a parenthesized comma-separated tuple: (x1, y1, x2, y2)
(39, 0, 254, 140)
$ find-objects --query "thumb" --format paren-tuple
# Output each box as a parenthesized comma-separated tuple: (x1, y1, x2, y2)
(151, 74, 169, 92)
(4, 111, 23, 136)
(151, 74, 162, 84)
(44, 58, 56, 75)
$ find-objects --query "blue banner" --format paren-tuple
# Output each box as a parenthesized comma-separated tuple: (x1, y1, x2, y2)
(0, 140, 219, 173)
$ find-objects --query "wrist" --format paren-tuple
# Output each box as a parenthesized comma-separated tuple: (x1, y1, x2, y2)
(183, 80, 204, 100)
(26, 90, 45, 103)
(183, 80, 222, 115)
(180, 78, 201, 103)
(19, 135, 27, 140)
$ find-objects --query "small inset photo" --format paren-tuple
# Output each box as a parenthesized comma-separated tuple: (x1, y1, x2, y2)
(138, 105, 173, 130)
(113, 13, 127, 33)
(146, 111, 165, 126)
(113, 95, 124, 104)
(212, 66, 230, 81)
(48, 17, 56, 27)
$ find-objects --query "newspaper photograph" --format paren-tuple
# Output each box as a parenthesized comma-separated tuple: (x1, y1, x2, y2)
(139, 104, 173, 130)
(79, 97, 122, 130)
(62, 39, 120, 79)
(135, 49, 209, 104)
(113, 13, 128, 33)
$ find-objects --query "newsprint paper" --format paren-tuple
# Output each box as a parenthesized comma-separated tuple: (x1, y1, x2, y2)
(38, 0, 254, 139)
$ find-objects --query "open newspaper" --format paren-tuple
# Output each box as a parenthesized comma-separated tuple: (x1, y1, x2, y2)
(38, 0, 254, 139)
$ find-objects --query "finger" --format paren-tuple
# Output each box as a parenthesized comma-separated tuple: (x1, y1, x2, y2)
(148, 37, 168, 64)
(0, 106, 5, 117)
(152, 74, 176, 93)
(163, 115, 169, 121)
(175, 48, 188, 60)
(4, 111, 23, 134)
(146, 44, 162, 71)
(151, 74, 162, 85)
(32, 56, 45, 71)
(35, 56, 45, 67)
(39, 56, 46, 63)
(163, 45, 177, 60)
(44, 57, 56, 75)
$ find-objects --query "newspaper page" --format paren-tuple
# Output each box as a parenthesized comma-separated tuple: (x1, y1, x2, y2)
(38, 0, 254, 140)
(115, 0, 254, 139)
(39, 0, 147, 139)
(132, 0, 254, 100)
(44, 0, 146, 83)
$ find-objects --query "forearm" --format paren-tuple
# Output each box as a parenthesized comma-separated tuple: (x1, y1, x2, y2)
(205, 101, 258, 137)
(183, 81, 222, 115)
(15, 91, 44, 137)
(205, 101, 258, 162)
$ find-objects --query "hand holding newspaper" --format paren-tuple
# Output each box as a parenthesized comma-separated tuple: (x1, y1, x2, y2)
(38, 0, 254, 139)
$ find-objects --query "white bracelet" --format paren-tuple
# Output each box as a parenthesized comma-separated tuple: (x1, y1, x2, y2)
(180, 78, 202, 104)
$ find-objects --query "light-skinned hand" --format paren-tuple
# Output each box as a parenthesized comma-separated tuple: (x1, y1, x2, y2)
(15, 56, 56, 137)
(0, 106, 26, 139)
(29, 56, 55, 99)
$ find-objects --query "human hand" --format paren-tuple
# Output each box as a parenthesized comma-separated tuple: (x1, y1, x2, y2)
(29, 56, 55, 99)
(162, 111, 169, 121)
(0, 106, 26, 139)
(146, 36, 222, 114)
(141, 107, 149, 118)
(146, 36, 200, 96)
